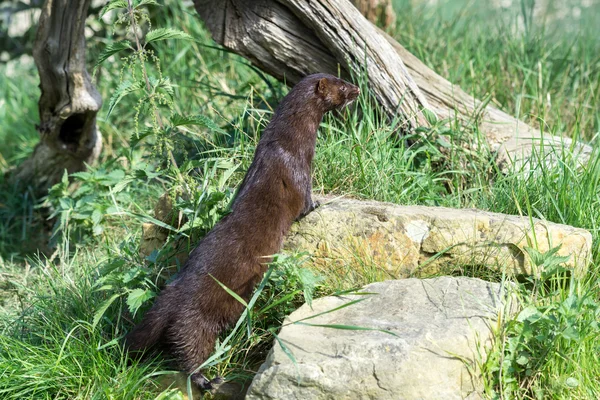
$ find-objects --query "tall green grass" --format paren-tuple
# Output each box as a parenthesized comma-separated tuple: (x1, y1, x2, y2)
(393, 0, 600, 142)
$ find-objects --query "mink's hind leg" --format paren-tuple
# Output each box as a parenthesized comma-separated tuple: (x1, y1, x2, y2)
(191, 373, 224, 390)
(174, 325, 223, 390)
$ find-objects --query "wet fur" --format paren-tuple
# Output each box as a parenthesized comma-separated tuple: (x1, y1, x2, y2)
(125, 73, 359, 388)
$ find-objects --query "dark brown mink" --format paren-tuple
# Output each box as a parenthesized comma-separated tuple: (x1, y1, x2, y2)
(125, 73, 360, 389)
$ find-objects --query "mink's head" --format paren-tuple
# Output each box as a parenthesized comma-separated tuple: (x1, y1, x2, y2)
(313, 74, 360, 112)
(287, 73, 359, 114)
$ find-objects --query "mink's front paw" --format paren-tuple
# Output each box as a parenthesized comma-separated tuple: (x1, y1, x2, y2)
(311, 200, 321, 211)
(296, 199, 320, 221)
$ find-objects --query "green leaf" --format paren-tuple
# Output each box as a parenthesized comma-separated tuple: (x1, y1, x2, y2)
(127, 288, 155, 315)
(258, 290, 302, 314)
(560, 326, 580, 341)
(155, 77, 174, 99)
(101, 169, 126, 186)
(61, 170, 69, 185)
(170, 114, 213, 127)
(436, 135, 452, 149)
(71, 212, 91, 221)
(516, 354, 529, 366)
(210, 275, 247, 307)
(145, 250, 159, 264)
(133, 166, 160, 180)
(97, 337, 120, 351)
(145, 28, 192, 45)
(516, 305, 543, 323)
(112, 177, 134, 194)
(92, 224, 104, 236)
(422, 108, 438, 125)
(99, 0, 128, 18)
(91, 209, 102, 225)
(524, 245, 570, 272)
(107, 80, 144, 118)
(274, 332, 297, 364)
(523, 246, 545, 267)
(136, 0, 159, 7)
(109, 211, 180, 233)
(288, 298, 367, 325)
(565, 377, 579, 388)
(218, 163, 240, 189)
(70, 171, 92, 183)
(122, 267, 143, 284)
(296, 322, 400, 337)
(297, 268, 323, 307)
(95, 41, 132, 68)
(93, 293, 121, 328)
(171, 114, 229, 136)
(129, 127, 155, 148)
(95, 284, 114, 292)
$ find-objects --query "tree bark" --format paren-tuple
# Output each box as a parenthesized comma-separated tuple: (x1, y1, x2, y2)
(8, 0, 102, 194)
(193, 0, 591, 170)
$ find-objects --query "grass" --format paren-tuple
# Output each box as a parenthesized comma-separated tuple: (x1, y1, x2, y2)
(392, 0, 600, 142)
(1, 0, 599, 398)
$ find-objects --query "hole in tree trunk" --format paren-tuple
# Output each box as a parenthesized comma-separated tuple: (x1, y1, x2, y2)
(59, 112, 88, 152)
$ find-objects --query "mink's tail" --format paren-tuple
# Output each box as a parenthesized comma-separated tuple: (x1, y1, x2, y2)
(125, 294, 171, 354)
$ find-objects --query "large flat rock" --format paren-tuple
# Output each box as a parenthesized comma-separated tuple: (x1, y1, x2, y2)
(284, 197, 591, 277)
(247, 277, 508, 400)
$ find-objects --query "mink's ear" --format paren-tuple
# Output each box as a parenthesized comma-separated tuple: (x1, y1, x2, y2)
(317, 77, 328, 95)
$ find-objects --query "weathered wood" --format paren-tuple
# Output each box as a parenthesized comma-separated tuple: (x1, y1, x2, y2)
(193, 0, 591, 169)
(194, 0, 431, 130)
(8, 0, 102, 194)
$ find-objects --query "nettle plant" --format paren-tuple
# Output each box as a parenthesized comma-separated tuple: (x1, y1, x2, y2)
(96, 0, 225, 163)
(43, 0, 238, 323)
(46, 0, 230, 239)
(44, 162, 160, 240)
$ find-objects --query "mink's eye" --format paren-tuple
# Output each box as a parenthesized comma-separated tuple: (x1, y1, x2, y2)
(340, 86, 347, 93)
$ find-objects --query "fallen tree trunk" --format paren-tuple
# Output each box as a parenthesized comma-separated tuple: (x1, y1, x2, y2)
(381, 30, 591, 170)
(194, 0, 431, 130)
(7, 0, 102, 194)
(193, 0, 591, 169)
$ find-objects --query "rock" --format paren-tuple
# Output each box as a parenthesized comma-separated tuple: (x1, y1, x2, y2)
(284, 197, 591, 277)
(139, 191, 187, 261)
(247, 277, 509, 400)
(139, 223, 169, 260)
(140, 196, 591, 277)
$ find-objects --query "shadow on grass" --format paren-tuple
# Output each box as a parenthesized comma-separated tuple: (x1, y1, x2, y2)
(0, 177, 53, 261)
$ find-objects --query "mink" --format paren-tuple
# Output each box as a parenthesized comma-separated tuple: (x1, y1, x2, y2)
(125, 73, 360, 389)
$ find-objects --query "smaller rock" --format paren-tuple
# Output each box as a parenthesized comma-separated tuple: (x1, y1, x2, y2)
(247, 277, 511, 400)
(139, 223, 168, 260)
(139, 191, 187, 261)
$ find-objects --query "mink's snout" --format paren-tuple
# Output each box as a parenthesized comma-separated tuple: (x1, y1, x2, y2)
(347, 85, 360, 101)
